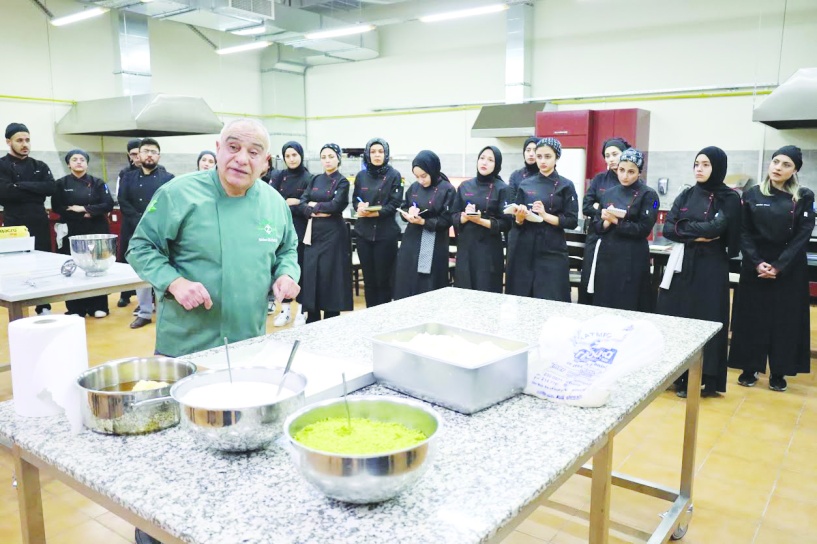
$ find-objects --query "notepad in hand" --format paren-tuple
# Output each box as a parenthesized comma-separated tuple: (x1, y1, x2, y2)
(607, 207, 627, 219)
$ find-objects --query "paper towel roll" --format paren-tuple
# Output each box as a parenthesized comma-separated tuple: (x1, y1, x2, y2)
(9, 314, 88, 432)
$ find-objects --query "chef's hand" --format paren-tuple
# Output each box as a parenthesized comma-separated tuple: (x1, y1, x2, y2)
(514, 206, 527, 224)
(756, 262, 777, 279)
(357, 201, 373, 217)
(67, 205, 86, 213)
(273, 275, 300, 303)
(694, 236, 720, 242)
(600, 208, 618, 224)
(285, 197, 300, 206)
(168, 278, 213, 310)
(531, 201, 545, 215)
(408, 204, 421, 218)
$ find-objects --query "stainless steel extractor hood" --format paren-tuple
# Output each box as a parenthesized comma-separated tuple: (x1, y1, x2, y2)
(471, 102, 553, 138)
(753, 68, 817, 129)
(56, 94, 223, 137)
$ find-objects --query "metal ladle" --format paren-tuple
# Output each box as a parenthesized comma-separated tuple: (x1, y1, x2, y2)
(275, 340, 300, 400)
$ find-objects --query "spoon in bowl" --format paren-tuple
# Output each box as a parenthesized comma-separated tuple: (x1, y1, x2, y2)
(275, 340, 300, 400)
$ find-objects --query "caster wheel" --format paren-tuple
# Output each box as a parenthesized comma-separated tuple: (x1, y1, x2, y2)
(671, 524, 688, 540)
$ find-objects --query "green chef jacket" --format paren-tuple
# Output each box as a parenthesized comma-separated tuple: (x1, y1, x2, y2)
(127, 168, 300, 357)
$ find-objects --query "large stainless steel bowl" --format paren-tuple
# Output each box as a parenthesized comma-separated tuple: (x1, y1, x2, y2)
(69, 234, 117, 276)
(284, 396, 442, 504)
(171, 367, 307, 452)
(76, 356, 197, 435)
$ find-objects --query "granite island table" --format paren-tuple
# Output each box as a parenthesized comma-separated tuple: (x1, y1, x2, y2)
(1, 288, 720, 544)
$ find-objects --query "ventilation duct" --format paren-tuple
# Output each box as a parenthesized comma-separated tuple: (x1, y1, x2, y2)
(753, 68, 817, 129)
(471, 102, 553, 138)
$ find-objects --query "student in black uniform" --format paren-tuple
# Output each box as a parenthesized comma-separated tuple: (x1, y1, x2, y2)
(298, 143, 352, 323)
(52, 149, 115, 318)
(393, 150, 456, 300)
(582, 148, 658, 311)
(116, 139, 141, 308)
(579, 137, 631, 303)
(508, 136, 539, 195)
(729, 146, 814, 392)
(353, 137, 404, 307)
(505, 137, 578, 301)
(118, 138, 174, 329)
(269, 141, 311, 326)
(657, 146, 742, 397)
(196, 150, 216, 171)
(0, 122, 56, 315)
(451, 146, 513, 293)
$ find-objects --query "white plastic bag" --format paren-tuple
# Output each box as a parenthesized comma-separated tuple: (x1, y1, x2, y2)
(524, 314, 664, 407)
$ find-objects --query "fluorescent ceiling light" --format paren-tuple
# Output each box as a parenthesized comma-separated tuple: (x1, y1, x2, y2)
(216, 41, 271, 55)
(419, 4, 508, 23)
(50, 7, 109, 27)
(231, 25, 267, 36)
(304, 24, 375, 41)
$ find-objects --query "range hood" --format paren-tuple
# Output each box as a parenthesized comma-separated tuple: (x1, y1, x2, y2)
(753, 68, 817, 129)
(471, 102, 552, 138)
(56, 94, 223, 137)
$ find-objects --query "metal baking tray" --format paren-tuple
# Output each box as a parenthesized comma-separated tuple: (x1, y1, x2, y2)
(371, 322, 532, 414)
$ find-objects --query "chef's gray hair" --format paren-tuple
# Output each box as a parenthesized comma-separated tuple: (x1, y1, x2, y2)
(220, 118, 270, 153)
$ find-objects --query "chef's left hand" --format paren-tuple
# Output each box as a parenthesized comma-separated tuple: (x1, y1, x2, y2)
(67, 205, 86, 213)
(531, 200, 545, 215)
(273, 275, 300, 303)
(600, 208, 618, 224)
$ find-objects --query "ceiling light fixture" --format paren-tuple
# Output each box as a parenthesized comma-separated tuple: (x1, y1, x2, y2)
(304, 24, 375, 41)
(215, 41, 271, 55)
(50, 7, 109, 27)
(231, 25, 267, 36)
(419, 4, 508, 23)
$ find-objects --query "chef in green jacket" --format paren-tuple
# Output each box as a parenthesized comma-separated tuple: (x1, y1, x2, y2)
(127, 118, 300, 357)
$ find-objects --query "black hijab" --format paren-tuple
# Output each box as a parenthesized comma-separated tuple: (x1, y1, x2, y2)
(363, 137, 390, 177)
(601, 137, 630, 157)
(695, 146, 728, 193)
(523, 136, 539, 174)
(412, 150, 449, 185)
(477, 145, 503, 183)
(281, 141, 306, 174)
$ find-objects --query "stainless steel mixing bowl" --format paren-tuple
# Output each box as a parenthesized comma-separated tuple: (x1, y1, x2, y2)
(171, 366, 308, 452)
(69, 234, 118, 276)
(284, 395, 442, 503)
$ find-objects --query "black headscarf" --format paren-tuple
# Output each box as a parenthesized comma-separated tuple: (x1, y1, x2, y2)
(411, 150, 449, 185)
(320, 143, 342, 166)
(197, 150, 216, 169)
(64, 149, 89, 165)
(281, 141, 306, 174)
(601, 137, 630, 157)
(523, 136, 539, 173)
(772, 145, 803, 172)
(5, 123, 28, 139)
(476, 145, 503, 183)
(363, 137, 390, 177)
(694, 146, 728, 192)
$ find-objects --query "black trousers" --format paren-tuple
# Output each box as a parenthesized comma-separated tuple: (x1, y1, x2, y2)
(58, 243, 109, 316)
(305, 310, 339, 324)
(356, 237, 398, 308)
(6, 211, 52, 312)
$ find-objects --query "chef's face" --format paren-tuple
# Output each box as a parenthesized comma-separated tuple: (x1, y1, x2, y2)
(768, 154, 797, 184)
(7, 132, 30, 159)
(524, 143, 537, 165)
(478, 149, 496, 176)
(604, 146, 623, 171)
(68, 154, 88, 176)
(617, 161, 639, 186)
(216, 121, 269, 196)
(128, 148, 141, 167)
(413, 166, 432, 188)
(536, 146, 557, 176)
(321, 149, 339, 173)
(198, 154, 216, 171)
(139, 145, 160, 170)
(693, 154, 712, 183)
(369, 144, 385, 166)
(284, 147, 301, 169)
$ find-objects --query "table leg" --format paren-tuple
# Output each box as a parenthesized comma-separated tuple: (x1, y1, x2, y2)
(589, 434, 613, 544)
(9, 302, 30, 322)
(12, 445, 46, 544)
(680, 351, 702, 500)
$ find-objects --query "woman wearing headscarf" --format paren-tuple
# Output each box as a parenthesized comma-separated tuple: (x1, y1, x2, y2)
(657, 146, 742, 397)
(269, 141, 312, 325)
(451, 146, 513, 293)
(393, 150, 456, 300)
(51, 149, 115, 317)
(729, 146, 814, 393)
(508, 136, 539, 196)
(298, 143, 352, 323)
(196, 150, 216, 171)
(581, 148, 658, 311)
(353, 138, 404, 307)
(579, 137, 631, 303)
(505, 138, 579, 301)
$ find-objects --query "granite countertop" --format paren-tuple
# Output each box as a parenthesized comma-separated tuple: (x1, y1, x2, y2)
(0, 288, 720, 544)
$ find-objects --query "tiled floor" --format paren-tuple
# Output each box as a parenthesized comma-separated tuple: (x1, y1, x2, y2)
(1, 295, 816, 543)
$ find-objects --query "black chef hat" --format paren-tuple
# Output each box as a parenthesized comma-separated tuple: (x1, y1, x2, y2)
(127, 139, 142, 152)
(772, 145, 803, 172)
(601, 137, 630, 157)
(197, 150, 216, 168)
(5, 123, 29, 139)
(320, 143, 342, 166)
(65, 149, 89, 165)
(523, 136, 539, 152)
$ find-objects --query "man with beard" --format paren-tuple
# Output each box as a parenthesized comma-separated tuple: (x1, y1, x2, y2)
(116, 138, 141, 308)
(0, 122, 56, 315)
(118, 138, 174, 328)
